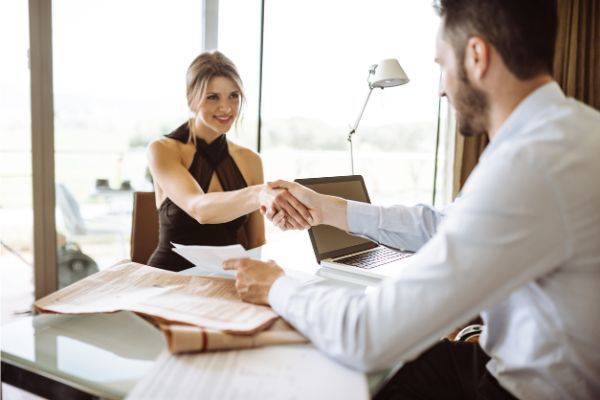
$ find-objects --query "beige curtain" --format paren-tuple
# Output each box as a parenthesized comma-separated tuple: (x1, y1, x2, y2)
(452, 134, 489, 197)
(554, 0, 600, 110)
(452, 0, 599, 196)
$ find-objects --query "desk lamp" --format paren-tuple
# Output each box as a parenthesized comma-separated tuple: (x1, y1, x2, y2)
(347, 59, 409, 173)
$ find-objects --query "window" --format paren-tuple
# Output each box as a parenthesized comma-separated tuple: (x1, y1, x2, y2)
(51, 0, 203, 287)
(218, 0, 262, 151)
(0, 0, 34, 323)
(260, 1, 443, 207)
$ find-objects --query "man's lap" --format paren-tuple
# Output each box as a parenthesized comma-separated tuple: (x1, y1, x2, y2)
(374, 339, 518, 400)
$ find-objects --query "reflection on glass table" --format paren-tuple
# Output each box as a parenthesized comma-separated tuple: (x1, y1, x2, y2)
(1, 312, 164, 399)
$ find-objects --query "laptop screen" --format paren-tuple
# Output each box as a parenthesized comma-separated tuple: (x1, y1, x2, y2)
(295, 176, 377, 262)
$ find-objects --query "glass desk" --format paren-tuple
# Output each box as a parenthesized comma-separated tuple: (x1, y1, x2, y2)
(1, 238, 389, 399)
(1, 311, 164, 399)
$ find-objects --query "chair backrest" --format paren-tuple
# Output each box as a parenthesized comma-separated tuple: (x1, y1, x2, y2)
(130, 192, 159, 265)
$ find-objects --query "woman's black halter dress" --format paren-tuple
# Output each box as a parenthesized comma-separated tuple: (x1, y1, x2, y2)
(147, 123, 249, 272)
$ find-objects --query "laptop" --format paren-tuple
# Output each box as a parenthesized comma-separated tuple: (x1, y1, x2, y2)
(295, 175, 413, 279)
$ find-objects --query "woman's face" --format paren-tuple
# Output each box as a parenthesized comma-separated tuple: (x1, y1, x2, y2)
(194, 76, 241, 134)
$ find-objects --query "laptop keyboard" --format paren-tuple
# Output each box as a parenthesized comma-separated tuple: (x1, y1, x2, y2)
(335, 247, 412, 269)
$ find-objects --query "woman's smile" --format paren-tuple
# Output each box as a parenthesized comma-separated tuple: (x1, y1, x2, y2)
(214, 115, 233, 124)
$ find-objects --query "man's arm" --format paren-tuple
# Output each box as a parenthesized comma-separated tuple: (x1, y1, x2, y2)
(345, 201, 445, 252)
(265, 180, 446, 251)
(229, 156, 568, 372)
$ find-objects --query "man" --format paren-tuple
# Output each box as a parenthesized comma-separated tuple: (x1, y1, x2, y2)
(224, 0, 600, 398)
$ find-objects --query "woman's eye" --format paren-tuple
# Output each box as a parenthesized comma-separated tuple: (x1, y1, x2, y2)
(207, 95, 218, 101)
(230, 93, 240, 99)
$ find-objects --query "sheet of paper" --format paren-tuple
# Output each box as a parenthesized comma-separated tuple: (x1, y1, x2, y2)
(172, 243, 249, 277)
(126, 345, 369, 400)
(176, 244, 323, 285)
(34, 262, 278, 334)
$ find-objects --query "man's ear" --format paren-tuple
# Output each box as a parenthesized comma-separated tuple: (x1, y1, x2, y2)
(464, 36, 490, 82)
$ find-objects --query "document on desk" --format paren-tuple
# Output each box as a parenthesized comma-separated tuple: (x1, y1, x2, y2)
(126, 345, 369, 400)
(162, 319, 306, 354)
(34, 262, 278, 334)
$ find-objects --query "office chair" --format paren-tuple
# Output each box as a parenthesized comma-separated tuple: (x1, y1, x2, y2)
(130, 191, 159, 264)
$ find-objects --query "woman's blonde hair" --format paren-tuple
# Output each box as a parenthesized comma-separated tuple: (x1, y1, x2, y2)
(186, 51, 245, 142)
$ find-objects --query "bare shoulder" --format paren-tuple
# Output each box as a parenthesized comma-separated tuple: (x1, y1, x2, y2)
(228, 140, 262, 166)
(227, 140, 263, 183)
(147, 137, 183, 163)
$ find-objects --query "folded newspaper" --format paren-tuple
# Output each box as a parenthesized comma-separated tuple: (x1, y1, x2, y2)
(34, 261, 306, 353)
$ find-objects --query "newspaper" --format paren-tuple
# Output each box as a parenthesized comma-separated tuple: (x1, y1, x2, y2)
(34, 262, 304, 351)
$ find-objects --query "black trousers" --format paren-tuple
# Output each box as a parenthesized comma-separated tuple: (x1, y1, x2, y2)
(374, 340, 519, 400)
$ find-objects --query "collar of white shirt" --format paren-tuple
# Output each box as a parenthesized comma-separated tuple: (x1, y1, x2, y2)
(482, 81, 565, 161)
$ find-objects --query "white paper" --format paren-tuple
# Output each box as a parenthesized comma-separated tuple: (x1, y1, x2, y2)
(172, 243, 249, 277)
(175, 243, 322, 284)
(126, 345, 369, 400)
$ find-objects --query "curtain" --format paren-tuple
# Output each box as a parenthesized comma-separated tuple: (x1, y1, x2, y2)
(452, 134, 489, 198)
(452, 0, 599, 196)
(554, 0, 600, 110)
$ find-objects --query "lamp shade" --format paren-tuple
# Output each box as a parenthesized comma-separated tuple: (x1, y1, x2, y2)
(370, 59, 409, 88)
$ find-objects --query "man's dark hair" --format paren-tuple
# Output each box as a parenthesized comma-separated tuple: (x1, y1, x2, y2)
(433, 0, 558, 80)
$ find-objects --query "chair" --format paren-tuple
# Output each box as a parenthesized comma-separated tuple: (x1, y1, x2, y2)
(130, 192, 159, 264)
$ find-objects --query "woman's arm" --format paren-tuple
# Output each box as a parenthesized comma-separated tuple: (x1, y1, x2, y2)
(147, 139, 310, 226)
(244, 153, 266, 248)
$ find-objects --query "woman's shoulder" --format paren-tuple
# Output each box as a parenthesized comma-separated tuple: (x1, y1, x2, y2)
(227, 140, 262, 165)
(147, 136, 187, 162)
(227, 140, 263, 183)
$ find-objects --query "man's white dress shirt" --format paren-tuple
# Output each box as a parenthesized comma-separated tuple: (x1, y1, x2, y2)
(269, 82, 600, 399)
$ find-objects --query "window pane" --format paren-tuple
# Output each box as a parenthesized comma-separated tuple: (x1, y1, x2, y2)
(52, 0, 202, 288)
(218, 0, 262, 151)
(261, 0, 441, 206)
(0, 0, 34, 323)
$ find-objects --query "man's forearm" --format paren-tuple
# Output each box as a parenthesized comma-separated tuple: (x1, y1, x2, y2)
(318, 194, 348, 231)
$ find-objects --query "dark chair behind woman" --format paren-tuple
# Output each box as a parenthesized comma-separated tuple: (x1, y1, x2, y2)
(130, 192, 159, 264)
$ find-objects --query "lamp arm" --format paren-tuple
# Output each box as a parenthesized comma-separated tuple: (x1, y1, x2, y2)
(348, 86, 374, 139)
(347, 86, 375, 174)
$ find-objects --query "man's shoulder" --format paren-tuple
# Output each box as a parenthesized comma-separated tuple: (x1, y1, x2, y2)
(499, 100, 600, 172)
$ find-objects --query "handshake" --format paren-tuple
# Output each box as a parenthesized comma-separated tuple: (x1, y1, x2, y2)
(258, 180, 324, 230)
(226, 180, 347, 305)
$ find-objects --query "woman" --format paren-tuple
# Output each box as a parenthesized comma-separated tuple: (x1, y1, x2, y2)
(147, 51, 309, 271)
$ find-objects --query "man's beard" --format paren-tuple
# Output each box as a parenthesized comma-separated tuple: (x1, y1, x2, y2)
(454, 65, 490, 137)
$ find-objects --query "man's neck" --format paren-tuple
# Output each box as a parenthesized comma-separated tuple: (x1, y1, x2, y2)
(487, 75, 553, 139)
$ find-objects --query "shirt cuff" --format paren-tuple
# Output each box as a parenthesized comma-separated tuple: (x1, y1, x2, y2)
(347, 200, 380, 236)
(268, 275, 302, 315)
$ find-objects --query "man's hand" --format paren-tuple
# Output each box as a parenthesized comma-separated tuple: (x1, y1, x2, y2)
(223, 258, 284, 305)
(261, 180, 324, 230)
(258, 184, 312, 229)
